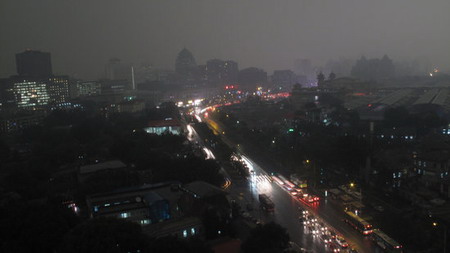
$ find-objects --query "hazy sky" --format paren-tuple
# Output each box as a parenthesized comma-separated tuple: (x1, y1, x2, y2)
(1, 0, 450, 79)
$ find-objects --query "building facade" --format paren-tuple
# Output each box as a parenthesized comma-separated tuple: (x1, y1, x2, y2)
(11, 79, 50, 108)
(16, 50, 52, 78)
(76, 81, 102, 97)
(47, 76, 69, 104)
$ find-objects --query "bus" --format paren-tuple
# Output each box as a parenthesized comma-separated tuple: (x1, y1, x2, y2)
(371, 229, 403, 252)
(259, 194, 275, 212)
(343, 211, 373, 235)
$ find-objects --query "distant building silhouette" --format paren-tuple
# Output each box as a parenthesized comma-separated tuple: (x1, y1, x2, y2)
(222, 60, 238, 83)
(294, 58, 313, 81)
(206, 59, 238, 84)
(105, 58, 131, 81)
(351, 55, 395, 81)
(238, 67, 267, 87)
(175, 48, 198, 82)
(16, 49, 52, 78)
(272, 70, 296, 88)
(206, 59, 224, 83)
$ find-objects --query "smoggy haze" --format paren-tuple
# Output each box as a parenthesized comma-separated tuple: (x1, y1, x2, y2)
(1, 0, 450, 79)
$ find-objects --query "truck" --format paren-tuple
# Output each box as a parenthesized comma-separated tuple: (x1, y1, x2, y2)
(259, 194, 275, 212)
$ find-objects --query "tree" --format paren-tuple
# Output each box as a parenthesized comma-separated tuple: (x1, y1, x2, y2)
(59, 217, 150, 253)
(241, 222, 290, 253)
(328, 72, 336, 81)
(0, 200, 80, 253)
(149, 236, 212, 253)
(384, 107, 410, 128)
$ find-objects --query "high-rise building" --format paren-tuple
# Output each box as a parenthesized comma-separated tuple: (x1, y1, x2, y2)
(10, 79, 50, 108)
(294, 58, 313, 80)
(175, 48, 198, 82)
(238, 67, 267, 87)
(47, 76, 69, 104)
(206, 59, 225, 83)
(272, 70, 296, 87)
(105, 58, 131, 81)
(222, 60, 238, 83)
(205, 59, 238, 85)
(198, 65, 207, 82)
(16, 50, 52, 78)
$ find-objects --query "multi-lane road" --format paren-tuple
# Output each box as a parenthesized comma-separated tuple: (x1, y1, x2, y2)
(187, 110, 382, 252)
(236, 154, 377, 252)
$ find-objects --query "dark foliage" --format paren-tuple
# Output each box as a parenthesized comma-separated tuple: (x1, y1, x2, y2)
(59, 217, 150, 253)
(0, 199, 80, 253)
(241, 222, 290, 253)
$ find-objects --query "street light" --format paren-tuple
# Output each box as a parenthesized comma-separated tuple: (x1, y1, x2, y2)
(433, 222, 447, 253)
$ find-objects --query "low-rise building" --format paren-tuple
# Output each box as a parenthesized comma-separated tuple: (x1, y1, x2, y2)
(78, 160, 127, 183)
(117, 99, 145, 113)
(0, 110, 46, 133)
(85, 181, 229, 239)
(144, 118, 182, 135)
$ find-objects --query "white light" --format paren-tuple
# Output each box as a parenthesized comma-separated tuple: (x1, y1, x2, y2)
(194, 99, 202, 106)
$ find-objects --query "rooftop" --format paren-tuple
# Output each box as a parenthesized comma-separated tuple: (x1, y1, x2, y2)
(148, 118, 181, 127)
(79, 160, 126, 174)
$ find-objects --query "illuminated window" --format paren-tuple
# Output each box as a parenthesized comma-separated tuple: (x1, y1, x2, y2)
(183, 230, 188, 238)
(140, 219, 150, 225)
(120, 212, 130, 218)
(191, 228, 196, 235)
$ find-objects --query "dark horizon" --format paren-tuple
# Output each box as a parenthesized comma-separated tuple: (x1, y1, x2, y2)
(1, 0, 450, 79)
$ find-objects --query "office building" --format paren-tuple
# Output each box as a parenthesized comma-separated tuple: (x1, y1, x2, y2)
(76, 81, 101, 97)
(11, 79, 50, 108)
(206, 59, 225, 83)
(105, 58, 131, 81)
(272, 70, 296, 87)
(206, 59, 239, 84)
(222, 60, 238, 83)
(238, 67, 267, 87)
(16, 50, 52, 78)
(47, 76, 69, 104)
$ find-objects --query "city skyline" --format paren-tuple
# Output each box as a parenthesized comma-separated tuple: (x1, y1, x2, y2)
(1, 0, 450, 79)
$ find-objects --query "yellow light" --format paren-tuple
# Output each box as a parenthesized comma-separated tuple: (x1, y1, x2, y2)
(306, 160, 310, 163)
(350, 183, 355, 188)
(433, 222, 438, 227)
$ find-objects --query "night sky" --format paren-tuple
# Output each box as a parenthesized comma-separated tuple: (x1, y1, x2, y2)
(1, 0, 449, 79)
